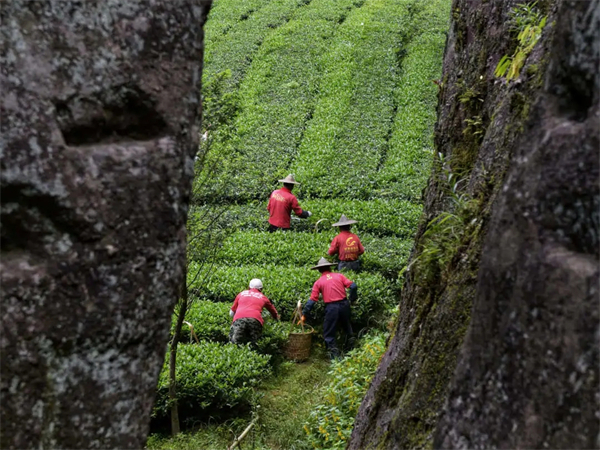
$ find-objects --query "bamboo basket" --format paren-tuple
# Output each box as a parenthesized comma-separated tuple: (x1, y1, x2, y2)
(284, 328, 313, 361)
(284, 302, 314, 361)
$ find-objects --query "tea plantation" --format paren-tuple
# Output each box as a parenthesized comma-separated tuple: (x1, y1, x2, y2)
(148, 0, 450, 448)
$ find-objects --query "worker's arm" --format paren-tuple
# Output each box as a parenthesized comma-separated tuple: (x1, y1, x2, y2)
(328, 236, 339, 256)
(265, 299, 279, 320)
(348, 282, 358, 303)
(291, 197, 311, 218)
(302, 300, 317, 317)
(230, 294, 240, 318)
(357, 238, 365, 256)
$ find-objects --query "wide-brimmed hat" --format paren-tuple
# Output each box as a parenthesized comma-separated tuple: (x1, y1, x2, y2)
(331, 214, 358, 227)
(310, 257, 337, 270)
(278, 174, 300, 185)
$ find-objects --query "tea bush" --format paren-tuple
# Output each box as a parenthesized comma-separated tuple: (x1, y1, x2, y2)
(196, 0, 367, 203)
(203, 0, 306, 95)
(190, 198, 422, 237)
(206, 230, 412, 277)
(375, 0, 450, 200)
(174, 301, 288, 358)
(153, 342, 271, 419)
(304, 332, 386, 449)
(291, 0, 417, 200)
(188, 263, 396, 326)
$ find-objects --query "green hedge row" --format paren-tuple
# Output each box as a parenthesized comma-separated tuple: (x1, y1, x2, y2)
(153, 342, 271, 418)
(204, 0, 270, 50)
(187, 263, 396, 326)
(374, 0, 450, 201)
(203, 0, 306, 91)
(188, 198, 422, 237)
(196, 0, 367, 204)
(290, 0, 418, 200)
(304, 332, 387, 448)
(173, 300, 288, 357)
(203, 230, 412, 277)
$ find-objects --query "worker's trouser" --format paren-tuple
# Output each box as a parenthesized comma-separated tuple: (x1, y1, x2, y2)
(229, 318, 263, 345)
(268, 224, 290, 233)
(338, 260, 361, 272)
(323, 299, 354, 358)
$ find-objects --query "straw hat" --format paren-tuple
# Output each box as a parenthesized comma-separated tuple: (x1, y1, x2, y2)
(278, 174, 300, 185)
(310, 257, 337, 270)
(331, 214, 358, 227)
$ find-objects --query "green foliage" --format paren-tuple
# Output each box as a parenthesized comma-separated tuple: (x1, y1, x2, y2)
(404, 166, 478, 286)
(290, 0, 415, 199)
(197, 0, 367, 204)
(188, 263, 396, 326)
(494, 2, 547, 80)
(304, 332, 387, 449)
(375, 0, 450, 200)
(207, 230, 412, 277)
(190, 198, 422, 238)
(174, 301, 288, 359)
(153, 343, 271, 419)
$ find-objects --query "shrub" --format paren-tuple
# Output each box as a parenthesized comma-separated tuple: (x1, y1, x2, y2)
(304, 332, 387, 449)
(190, 198, 422, 238)
(153, 342, 271, 419)
(196, 0, 367, 203)
(174, 301, 289, 358)
(188, 263, 397, 326)
(374, 0, 450, 201)
(290, 0, 417, 200)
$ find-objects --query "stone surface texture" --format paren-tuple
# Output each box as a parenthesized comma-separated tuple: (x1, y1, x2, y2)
(1, 1, 211, 448)
(349, 0, 599, 448)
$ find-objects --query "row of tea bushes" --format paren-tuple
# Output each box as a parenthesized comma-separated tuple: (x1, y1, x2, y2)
(197, 0, 367, 204)
(291, 0, 418, 200)
(153, 342, 271, 420)
(188, 198, 421, 237)
(304, 332, 386, 448)
(206, 230, 412, 276)
(173, 300, 288, 357)
(187, 263, 396, 326)
(203, 0, 306, 90)
(374, 0, 451, 200)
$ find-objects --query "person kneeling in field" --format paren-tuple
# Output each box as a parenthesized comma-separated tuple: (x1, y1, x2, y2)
(302, 258, 357, 360)
(328, 214, 365, 272)
(229, 278, 279, 346)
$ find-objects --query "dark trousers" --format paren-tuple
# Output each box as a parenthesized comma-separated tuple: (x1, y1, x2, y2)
(268, 224, 290, 233)
(338, 260, 361, 272)
(323, 299, 354, 356)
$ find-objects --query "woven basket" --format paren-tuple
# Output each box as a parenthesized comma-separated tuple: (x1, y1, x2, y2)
(284, 330, 313, 361)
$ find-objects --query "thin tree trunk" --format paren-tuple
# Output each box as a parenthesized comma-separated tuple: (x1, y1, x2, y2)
(169, 271, 188, 436)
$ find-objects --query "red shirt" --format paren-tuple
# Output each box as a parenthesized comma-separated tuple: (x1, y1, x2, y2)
(310, 271, 353, 303)
(328, 231, 365, 261)
(231, 288, 278, 325)
(267, 186, 304, 228)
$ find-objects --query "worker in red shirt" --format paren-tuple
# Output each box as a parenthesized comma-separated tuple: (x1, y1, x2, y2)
(302, 257, 357, 359)
(328, 214, 365, 272)
(267, 174, 311, 232)
(229, 278, 279, 345)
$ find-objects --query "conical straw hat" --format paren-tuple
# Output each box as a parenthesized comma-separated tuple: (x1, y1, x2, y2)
(278, 174, 300, 185)
(331, 214, 358, 227)
(310, 257, 337, 270)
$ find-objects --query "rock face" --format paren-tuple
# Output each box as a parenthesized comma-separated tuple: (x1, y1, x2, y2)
(349, 0, 599, 448)
(1, 1, 211, 448)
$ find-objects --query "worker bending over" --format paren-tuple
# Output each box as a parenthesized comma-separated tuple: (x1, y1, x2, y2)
(267, 174, 311, 232)
(328, 214, 365, 272)
(230, 278, 279, 346)
(302, 258, 357, 359)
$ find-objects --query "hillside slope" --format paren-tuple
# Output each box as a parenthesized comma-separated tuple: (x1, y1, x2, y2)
(349, 0, 599, 448)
